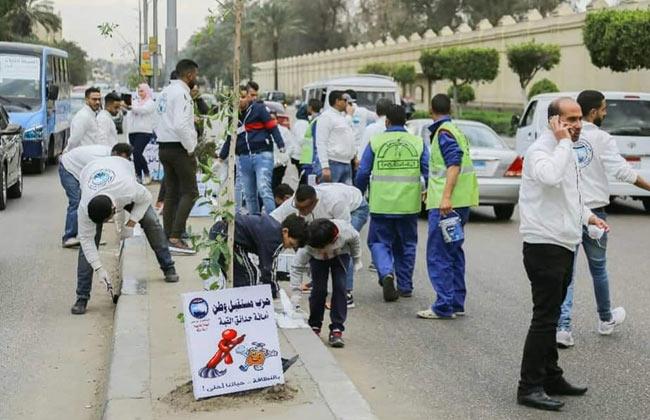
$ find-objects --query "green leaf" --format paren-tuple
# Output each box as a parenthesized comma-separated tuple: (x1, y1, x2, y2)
(177, 313, 185, 323)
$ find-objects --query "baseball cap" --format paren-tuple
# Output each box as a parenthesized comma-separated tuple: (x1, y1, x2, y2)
(342, 93, 355, 103)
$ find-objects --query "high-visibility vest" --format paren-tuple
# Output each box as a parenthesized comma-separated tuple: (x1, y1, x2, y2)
(369, 130, 424, 214)
(426, 121, 479, 209)
(299, 118, 317, 165)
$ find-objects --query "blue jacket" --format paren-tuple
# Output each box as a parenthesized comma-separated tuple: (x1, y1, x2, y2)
(429, 116, 463, 167)
(219, 101, 285, 159)
(355, 125, 429, 216)
(233, 213, 283, 287)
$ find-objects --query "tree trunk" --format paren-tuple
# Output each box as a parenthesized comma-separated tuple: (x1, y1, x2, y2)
(273, 39, 279, 91)
(453, 83, 462, 118)
(226, 0, 244, 288)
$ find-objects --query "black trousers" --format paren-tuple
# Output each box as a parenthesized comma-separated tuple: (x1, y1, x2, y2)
(518, 242, 575, 395)
(308, 254, 350, 332)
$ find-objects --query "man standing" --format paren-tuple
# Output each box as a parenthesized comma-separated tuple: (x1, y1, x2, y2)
(97, 92, 122, 147)
(359, 98, 392, 160)
(156, 59, 200, 254)
(71, 155, 178, 315)
(556, 90, 650, 347)
(418, 94, 478, 320)
(66, 87, 106, 151)
(271, 183, 369, 307)
(355, 104, 428, 302)
(516, 98, 609, 411)
(59, 143, 131, 248)
(316, 91, 356, 184)
(218, 84, 285, 214)
(298, 98, 322, 184)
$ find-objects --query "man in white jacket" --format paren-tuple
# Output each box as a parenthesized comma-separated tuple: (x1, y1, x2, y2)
(359, 98, 392, 159)
(96, 92, 122, 147)
(517, 98, 609, 412)
(66, 87, 106, 151)
(155, 59, 199, 254)
(316, 91, 357, 184)
(556, 90, 650, 347)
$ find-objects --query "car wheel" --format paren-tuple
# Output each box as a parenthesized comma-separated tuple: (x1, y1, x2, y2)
(7, 162, 23, 199)
(493, 204, 515, 221)
(641, 198, 650, 214)
(0, 164, 7, 210)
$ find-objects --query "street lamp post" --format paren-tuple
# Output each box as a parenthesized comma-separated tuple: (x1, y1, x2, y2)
(152, 0, 159, 90)
(165, 0, 178, 85)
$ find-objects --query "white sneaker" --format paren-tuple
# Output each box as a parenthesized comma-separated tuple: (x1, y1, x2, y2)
(556, 329, 575, 348)
(142, 175, 152, 185)
(62, 237, 80, 248)
(598, 307, 626, 335)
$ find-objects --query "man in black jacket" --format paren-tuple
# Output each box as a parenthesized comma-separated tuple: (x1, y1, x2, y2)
(209, 213, 307, 298)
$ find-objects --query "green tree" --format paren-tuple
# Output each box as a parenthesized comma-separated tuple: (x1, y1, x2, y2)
(447, 84, 475, 105)
(583, 9, 650, 73)
(419, 49, 445, 105)
(53, 39, 88, 85)
(358, 62, 393, 76)
(0, 0, 20, 40)
(4, 0, 61, 40)
(528, 78, 559, 99)
(438, 47, 499, 113)
(462, 0, 561, 26)
(507, 40, 560, 102)
(251, 0, 305, 90)
(392, 63, 416, 97)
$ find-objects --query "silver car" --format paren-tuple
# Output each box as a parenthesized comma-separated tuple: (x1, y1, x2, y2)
(407, 119, 522, 220)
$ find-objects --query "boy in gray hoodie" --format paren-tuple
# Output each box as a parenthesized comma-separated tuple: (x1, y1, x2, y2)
(290, 219, 361, 348)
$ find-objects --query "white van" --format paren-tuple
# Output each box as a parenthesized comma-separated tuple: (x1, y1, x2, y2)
(515, 91, 650, 210)
(302, 74, 401, 111)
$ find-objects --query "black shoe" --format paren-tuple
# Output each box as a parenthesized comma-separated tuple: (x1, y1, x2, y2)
(382, 274, 399, 302)
(164, 267, 179, 283)
(517, 391, 564, 411)
(328, 330, 345, 348)
(71, 298, 88, 315)
(399, 290, 413, 298)
(544, 378, 588, 396)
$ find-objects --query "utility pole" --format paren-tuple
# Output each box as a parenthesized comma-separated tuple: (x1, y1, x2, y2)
(152, 0, 159, 90)
(226, 0, 244, 287)
(165, 0, 178, 85)
(138, 1, 142, 74)
(143, 0, 149, 84)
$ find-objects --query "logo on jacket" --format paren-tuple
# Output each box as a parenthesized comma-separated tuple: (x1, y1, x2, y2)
(376, 138, 419, 170)
(573, 139, 593, 169)
(88, 169, 116, 190)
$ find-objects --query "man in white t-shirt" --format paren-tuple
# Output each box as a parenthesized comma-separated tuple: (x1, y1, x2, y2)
(58, 143, 131, 248)
(97, 92, 122, 147)
(66, 87, 106, 151)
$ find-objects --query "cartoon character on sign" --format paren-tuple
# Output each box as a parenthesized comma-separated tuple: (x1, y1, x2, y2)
(236, 342, 278, 372)
(198, 328, 246, 378)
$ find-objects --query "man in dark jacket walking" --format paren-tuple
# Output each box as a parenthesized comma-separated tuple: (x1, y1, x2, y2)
(219, 83, 285, 214)
(209, 213, 307, 298)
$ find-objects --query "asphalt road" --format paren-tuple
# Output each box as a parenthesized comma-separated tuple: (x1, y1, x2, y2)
(0, 166, 115, 420)
(331, 200, 650, 420)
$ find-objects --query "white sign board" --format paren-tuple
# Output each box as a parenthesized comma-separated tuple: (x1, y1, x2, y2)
(182, 285, 284, 400)
(142, 139, 163, 181)
(0, 54, 40, 80)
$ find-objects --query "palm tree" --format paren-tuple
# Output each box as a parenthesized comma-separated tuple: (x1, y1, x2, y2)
(6, 0, 62, 40)
(251, 0, 304, 90)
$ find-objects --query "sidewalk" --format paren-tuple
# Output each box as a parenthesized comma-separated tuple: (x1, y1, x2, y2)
(103, 216, 377, 420)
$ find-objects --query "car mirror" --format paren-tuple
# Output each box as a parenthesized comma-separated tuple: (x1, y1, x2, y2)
(511, 114, 520, 128)
(47, 83, 59, 101)
(2, 123, 21, 136)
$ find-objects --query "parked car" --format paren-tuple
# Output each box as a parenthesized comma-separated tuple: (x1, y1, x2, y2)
(514, 91, 650, 211)
(0, 104, 24, 210)
(303, 75, 401, 112)
(264, 101, 291, 129)
(263, 91, 287, 104)
(407, 119, 522, 220)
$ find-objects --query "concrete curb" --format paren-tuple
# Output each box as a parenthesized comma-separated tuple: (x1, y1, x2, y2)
(103, 235, 376, 420)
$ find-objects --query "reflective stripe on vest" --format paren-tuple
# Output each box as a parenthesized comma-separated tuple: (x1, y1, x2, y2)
(426, 121, 479, 210)
(369, 131, 424, 214)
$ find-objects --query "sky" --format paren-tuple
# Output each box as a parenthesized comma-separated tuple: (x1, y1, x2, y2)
(52, 0, 217, 61)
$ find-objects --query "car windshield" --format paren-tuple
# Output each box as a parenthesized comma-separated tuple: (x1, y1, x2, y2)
(417, 121, 506, 149)
(601, 99, 650, 136)
(354, 91, 394, 111)
(0, 53, 42, 108)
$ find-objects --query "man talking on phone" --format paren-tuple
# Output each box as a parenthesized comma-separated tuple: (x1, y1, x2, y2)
(516, 97, 609, 411)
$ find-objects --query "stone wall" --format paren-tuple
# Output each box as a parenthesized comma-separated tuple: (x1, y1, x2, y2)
(252, 0, 650, 109)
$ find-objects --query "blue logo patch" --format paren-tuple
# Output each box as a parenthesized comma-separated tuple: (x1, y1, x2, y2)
(88, 169, 116, 190)
(573, 140, 593, 169)
(189, 297, 209, 319)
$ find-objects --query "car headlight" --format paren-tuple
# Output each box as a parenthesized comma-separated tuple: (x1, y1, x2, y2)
(23, 125, 44, 141)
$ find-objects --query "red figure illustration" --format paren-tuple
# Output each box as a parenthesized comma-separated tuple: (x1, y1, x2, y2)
(199, 329, 246, 378)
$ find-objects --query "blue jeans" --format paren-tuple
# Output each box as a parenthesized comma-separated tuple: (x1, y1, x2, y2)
(345, 199, 369, 291)
(76, 206, 175, 300)
(427, 207, 470, 317)
(368, 215, 419, 293)
(59, 163, 80, 242)
(237, 151, 275, 214)
(309, 254, 350, 332)
(327, 160, 352, 185)
(129, 132, 152, 179)
(558, 210, 612, 330)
